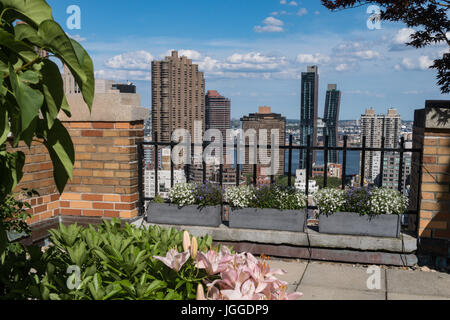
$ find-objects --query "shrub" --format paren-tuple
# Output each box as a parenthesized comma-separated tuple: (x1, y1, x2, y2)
(1, 220, 303, 300)
(225, 185, 255, 208)
(344, 187, 373, 215)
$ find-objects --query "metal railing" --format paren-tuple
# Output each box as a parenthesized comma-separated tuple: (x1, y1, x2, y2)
(138, 132, 423, 222)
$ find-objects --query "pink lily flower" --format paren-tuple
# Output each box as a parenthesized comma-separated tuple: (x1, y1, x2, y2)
(154, 248, 190, 272)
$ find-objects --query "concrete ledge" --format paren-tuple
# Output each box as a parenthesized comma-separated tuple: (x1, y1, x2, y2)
(138, 221, 417, 254)
(59, 93, 149, 122)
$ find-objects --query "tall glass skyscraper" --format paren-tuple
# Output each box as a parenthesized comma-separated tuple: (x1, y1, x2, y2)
(323, 84, 341, 164)
(299, 66, 319, 173)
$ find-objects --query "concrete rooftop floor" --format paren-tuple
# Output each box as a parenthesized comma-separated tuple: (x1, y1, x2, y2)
(269, 259, 450, 300)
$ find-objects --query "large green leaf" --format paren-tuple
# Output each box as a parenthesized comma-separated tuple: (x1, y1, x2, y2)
(0, 0, 53, 27)
(43, 119, 74, 194)
(8, 63, 43, 131)
(37, 20, 86, 86)
(0, 29, 37, 63)
(70, 39, 94, 110)
(14, 22, 43, 47)
(0, 150, 25, 199)
(40, 59, 69, 128)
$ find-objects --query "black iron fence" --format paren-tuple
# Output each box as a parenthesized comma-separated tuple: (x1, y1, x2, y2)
(138, 133, 423, 222)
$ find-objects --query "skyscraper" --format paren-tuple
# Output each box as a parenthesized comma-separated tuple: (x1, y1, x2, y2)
(300, 66, 319, 173)
(241, 107, 286, 177)
(151, 51, 205, 143)
(323, 84, 341, 163)
(205, 90, 231, 138)
(360, 108, 401, 183)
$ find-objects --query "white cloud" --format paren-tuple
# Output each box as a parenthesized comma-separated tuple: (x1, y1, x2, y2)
(254, 17, 284, 33)
(296, 53, 330, 64)
(336, 63, 350, 72)
(280, 0, 287, 4)
(334, 42, 381, 61)
(393, 28, 414, 45)
(347, 90, 385, 98)
(105, 50, 153, 70)
(395, 55, 434, 70)
(314, 11, 320, 15)
(297, 8, 308, 16)
(66, 33, 86, 42)
(288, 1, 298, 6)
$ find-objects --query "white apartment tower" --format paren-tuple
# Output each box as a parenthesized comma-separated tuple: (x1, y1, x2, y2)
(360, 108, 401, 183)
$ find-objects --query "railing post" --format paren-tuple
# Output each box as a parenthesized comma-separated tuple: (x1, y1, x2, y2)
(288, 135, 293, 187)
(170, 141, 174, 188)
(306, 135, 311, 196)
(137, 141, 144, 216)
(202, 140, 207, 184)
(235, 134, 240, 187)
(154, 132, 159, 198)
(253, 142, 257, 187)
(360, 136, 366, 187)
(342, 136, 347, 190)
(379, 137, 385, 188)
(398, 136, 405, 192)
(324, 135, 329, 189)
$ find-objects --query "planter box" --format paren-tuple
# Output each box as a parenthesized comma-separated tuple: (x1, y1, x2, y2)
(146, 203, 222, 227)
(319, 212, 401, 238)
(229, 208, 306, 232)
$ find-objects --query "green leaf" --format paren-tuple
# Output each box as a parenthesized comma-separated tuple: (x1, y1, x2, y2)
(0, 104, 9, 145)
(18, 70, 39, 84)
(8, 63, 43, 132)
(1, 0, 54, 27)
(0, 29, 37, 64)
(70, 39, 94, 111)
(37, 20, 94, 111)
(40, 59, 69, 128)
(43, 120, 74, 194)
(14, 23, 44, 47)
(0, 151, 25, 199)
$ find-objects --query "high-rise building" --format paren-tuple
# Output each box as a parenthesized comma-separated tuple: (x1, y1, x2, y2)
(112, 82, 137, 94)
(241, 106, 286, 177)
(300, 66, 319, 173)
(360, 108, 401, 182)
(151, 51, 205, 143)
(323, 84, 341, 163)
(205, 90, 231, 138)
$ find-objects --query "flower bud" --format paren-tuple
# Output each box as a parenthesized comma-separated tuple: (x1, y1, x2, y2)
(183, 231, 191, 252)
(196, 283, 206, 300)
(191, 236, 198, 260)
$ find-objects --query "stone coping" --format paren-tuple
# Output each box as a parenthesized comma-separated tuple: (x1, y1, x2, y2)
(137, 221, 417, 254)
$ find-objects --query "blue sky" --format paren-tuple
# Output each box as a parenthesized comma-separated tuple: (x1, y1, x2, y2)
(48, 0, 448, 120)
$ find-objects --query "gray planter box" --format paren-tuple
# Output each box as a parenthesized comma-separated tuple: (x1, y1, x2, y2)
(229, 208, 306, 232)
(319, 212, 401, 238)
(146, 203, 222, 227)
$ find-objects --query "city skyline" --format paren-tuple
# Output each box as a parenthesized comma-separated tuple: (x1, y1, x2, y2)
(48, 0, 447, 121)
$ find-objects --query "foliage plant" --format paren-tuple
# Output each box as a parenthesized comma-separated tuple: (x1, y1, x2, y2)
(225, 185, 307, 211)
(0, 0, 94, 255)
(168, 183, 222, 207)
(313, 188, 346, 216)
(0, 220, 302, 300)
(314, 186, 409, 216)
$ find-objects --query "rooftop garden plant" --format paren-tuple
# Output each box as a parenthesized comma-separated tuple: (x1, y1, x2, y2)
(314, 187, 409, 216)
(168, 183, 223, 207)
(0, 219, 302, 300)
(225, 185, 307, 211)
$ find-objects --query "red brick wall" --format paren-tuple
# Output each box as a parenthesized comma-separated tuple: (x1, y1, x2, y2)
(415, 129, 450, 239)
(7, 120, 144, 225)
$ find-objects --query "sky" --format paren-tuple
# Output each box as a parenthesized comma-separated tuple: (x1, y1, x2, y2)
(48, 0, 448, 120)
